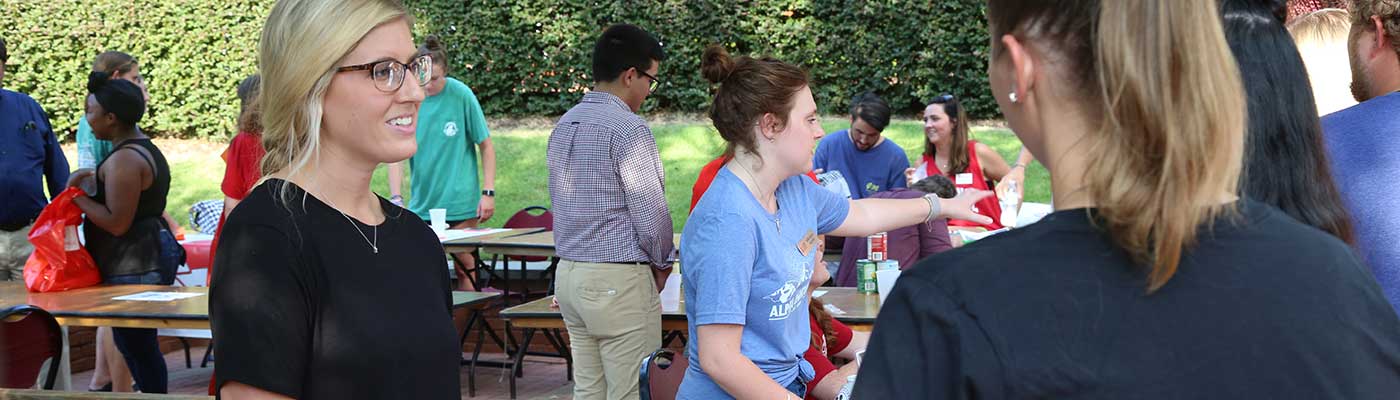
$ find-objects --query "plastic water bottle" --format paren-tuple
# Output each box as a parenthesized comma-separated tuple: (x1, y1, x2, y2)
(999, 180, 1020, 228)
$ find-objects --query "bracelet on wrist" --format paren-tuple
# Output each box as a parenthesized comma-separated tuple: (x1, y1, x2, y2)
(923, 193, 942, 223)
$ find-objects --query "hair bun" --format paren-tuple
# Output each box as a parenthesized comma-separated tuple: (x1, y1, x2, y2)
(424, 34, 443, 50)
(701, 44, 735, 84)
(87, 70, 111, 94)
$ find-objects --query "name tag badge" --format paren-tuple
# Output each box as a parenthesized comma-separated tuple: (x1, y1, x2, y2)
(797, 230, 818, 257)
(955, 173, 974, 186)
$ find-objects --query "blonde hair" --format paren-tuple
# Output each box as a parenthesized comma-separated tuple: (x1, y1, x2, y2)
(1289, 8, 1357, 114)
(257, 0, 409, 194)
(93, 51, 138, 76)
(990, 0, 1246, 292)
(1289, 8, 1351, 44)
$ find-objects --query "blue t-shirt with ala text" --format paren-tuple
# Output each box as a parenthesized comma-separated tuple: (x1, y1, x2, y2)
(679, 167, 850, 399)
(812, 129, 909, 199)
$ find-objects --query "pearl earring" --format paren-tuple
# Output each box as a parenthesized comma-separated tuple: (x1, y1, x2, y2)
(1009, 84, 1019, 104)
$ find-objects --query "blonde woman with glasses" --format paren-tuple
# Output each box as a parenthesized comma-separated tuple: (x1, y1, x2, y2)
(210, 0, 459, 398)
(855, 0, 1400, 398)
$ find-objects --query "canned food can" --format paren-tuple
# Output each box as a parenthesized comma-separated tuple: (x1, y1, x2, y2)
(877, 260, 899, 272)
(856, 259, 878, 293)
(867, 232, 888, 261)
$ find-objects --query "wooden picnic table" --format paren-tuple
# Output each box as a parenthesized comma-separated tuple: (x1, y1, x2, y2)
(501, 286, 878, 332)
(440, 227, 546, 252)
(490, 287, 879, 398)
(476, 231, 842, 261)
(0, 388, 210, 399)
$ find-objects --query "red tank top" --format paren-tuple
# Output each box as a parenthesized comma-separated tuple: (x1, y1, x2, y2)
(922, 140, 1004, 230)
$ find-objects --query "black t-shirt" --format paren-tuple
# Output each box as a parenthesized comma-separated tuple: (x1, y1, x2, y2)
(854, 200, 1400, 399)
(210, 179, 459, 399)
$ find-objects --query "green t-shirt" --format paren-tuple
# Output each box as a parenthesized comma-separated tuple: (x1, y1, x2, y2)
(75, 117, 114, 169)
(407, 77, 491, 221)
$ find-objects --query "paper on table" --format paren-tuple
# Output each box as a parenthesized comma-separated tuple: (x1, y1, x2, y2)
(112, 292, 205, 302)
(812, 290, 828, 298)
(824, 303, 846, 315)
(438, 228, 512, 242)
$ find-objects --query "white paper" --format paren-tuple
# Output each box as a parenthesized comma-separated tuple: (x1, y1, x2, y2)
(112, 292, 205, 302)
(812, 290, 828, 298)
(438, 228, 511, 242)
(177, 233, 214, 244)
(824, 303, 846, 315)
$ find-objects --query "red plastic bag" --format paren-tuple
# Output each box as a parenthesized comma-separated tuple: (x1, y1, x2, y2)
(23, 187, 101, 292)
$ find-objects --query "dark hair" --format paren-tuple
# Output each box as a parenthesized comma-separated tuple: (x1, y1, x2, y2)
(592, 24, 665, 83)
(848, 91, 890, 132)
(1, 37, 7, 63)
(701, 44, 809, 161)
(1222, 0, 1356, 244)
(236, 74, 262, 133)
(87, 70, 145, 126)
(912, 175, 958, 199)
(417, 35, 449, 73)
(925, 94, 972, 174)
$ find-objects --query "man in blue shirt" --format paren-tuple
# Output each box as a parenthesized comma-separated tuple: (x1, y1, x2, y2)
(812, 91, 908, 200)
(0, 37, 71, 281)
(1320, 0, 1400, 313)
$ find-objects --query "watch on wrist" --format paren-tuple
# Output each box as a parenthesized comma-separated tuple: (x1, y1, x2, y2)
(481, 189, 495, 197)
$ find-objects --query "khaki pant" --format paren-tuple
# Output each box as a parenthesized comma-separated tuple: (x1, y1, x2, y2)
(554, 260, 661, 400)
(0, 225, 34, 281)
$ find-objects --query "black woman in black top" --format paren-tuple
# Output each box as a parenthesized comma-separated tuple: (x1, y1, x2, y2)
(69, 71, 177, 393)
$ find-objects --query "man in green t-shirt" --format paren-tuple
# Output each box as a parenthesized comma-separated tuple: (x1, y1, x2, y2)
(389, 40, 497, 291)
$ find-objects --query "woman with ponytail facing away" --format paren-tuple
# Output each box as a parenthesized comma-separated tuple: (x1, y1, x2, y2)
(854, 1, 1400, 398)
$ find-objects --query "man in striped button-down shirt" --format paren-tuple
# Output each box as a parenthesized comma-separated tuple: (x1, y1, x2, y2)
(547, 24, 673, 400)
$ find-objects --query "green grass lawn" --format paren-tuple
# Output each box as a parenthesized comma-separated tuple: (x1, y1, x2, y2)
(76, 119, 1047, 232)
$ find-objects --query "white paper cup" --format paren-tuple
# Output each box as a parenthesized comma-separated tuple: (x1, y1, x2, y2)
(876, 269, 902, 305)
(660, 274, 682, 312)
(429, 208, 448, 227)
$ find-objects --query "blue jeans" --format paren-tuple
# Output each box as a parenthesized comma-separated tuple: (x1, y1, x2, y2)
(105, 269, 174, 393)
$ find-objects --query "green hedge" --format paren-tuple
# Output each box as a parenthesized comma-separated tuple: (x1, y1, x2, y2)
(1, 0, 269, 141)
(409, 0, 995, 119)
(2, 0, 992, 140)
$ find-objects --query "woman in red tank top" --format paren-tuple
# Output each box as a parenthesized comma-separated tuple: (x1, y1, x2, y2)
(910, 94, 1014, 230)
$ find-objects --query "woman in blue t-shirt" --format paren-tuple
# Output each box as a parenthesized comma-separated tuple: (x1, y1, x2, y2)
(678, 45, 993, 400)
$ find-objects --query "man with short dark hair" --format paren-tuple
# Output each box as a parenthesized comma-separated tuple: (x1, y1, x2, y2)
(1321, 0, 1400, 313)
(547, 24, 672, 400)
(0, 36, 71, 280)
(813, 91, 909, 200)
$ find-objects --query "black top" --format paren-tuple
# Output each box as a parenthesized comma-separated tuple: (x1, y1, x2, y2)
(210, 179, 459, 399)
(854, 200, 1400, 399)
(85, 138, 172, 277)
(92, 138, 169, 219)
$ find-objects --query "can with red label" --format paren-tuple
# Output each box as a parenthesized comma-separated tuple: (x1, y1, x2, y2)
(867, 232, 888, 261)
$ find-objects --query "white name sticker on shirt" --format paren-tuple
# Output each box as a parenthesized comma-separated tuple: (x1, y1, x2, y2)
(956, 173, 974, 185)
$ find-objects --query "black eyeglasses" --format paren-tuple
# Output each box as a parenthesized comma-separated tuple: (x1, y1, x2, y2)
(637, 69, 661, 93)
(336, 55, 433, 92)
